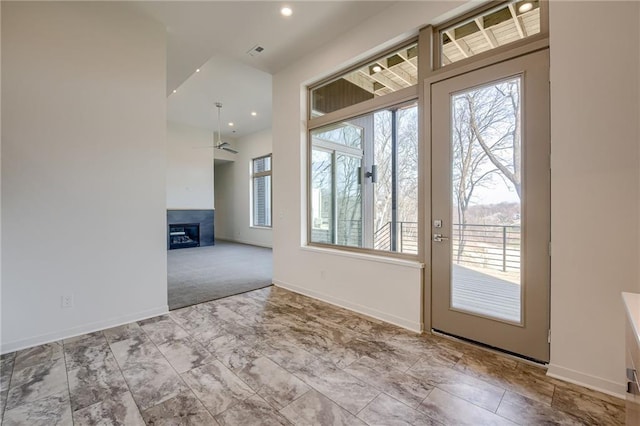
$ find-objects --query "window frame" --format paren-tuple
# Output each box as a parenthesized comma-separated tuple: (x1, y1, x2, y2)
(306, 38, 422, 259)
(430, 0, 549, 75)
(310, 126, 366, 248)
(421, 2, 549, 332)
(251, 154, 272, 228)
(308, 41, 420, 121)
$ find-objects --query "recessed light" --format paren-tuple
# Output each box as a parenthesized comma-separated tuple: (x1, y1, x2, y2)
(251, 112, 257, 116)
(196, 69, 200, 73)
(518, 2, 533, 13)
(228, 122, 234, 127)
(372, 65, 382, 73)
(172, 89, 177, 93)
(280, 6, 292, 17)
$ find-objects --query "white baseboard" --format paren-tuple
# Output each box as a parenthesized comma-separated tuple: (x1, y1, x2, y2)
(1, 305, 168, 354)
(547, 363, 626, 399)
(273, 279, 423, 333)
(216, 238, 272, 249)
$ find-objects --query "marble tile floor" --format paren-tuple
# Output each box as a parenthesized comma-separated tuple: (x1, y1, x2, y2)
(0, 286, 625, 425)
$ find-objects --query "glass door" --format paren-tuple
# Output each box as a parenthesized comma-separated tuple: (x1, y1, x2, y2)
(431, 50, 550, 361)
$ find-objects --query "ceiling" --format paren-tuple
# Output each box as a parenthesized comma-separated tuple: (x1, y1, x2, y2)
(130, 1, 396, 139)
(166, 54, 273, 140)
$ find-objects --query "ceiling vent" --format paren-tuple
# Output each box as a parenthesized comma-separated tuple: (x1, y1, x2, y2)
(247, 44, 265, 57)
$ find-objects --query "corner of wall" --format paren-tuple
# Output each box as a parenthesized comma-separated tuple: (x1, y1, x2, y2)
(637, 0, 640, 294)
(1, 2, 168, 350)
(214, 128, 273, 248)
(549, 0, 640, 395)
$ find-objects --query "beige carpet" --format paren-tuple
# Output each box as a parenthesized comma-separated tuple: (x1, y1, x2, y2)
(167, 241, 272, 310)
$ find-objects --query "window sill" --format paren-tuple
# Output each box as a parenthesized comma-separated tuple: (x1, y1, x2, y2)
(301, 245, 425, 269)
(250, 226, 272, 230)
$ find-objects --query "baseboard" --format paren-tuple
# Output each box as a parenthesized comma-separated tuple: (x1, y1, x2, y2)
(273, 279, 423, 333)
(216, 237, 272, 249)
(547, 363, 626, 399)
(1, 305, 168, 354)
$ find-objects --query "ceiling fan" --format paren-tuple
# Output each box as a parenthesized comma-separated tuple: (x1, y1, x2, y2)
(213, 102, 238, 154)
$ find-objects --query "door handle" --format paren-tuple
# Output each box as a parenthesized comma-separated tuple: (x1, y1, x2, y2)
(627, 368, 640, 395)
(433, 234, 449, 242)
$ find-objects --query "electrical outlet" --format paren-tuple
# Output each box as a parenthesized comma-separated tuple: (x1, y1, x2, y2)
(320, 270, 326, 280)
(61, 294, 74, 309)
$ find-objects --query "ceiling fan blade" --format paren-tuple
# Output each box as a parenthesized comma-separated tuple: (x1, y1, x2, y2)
(222, 147, 238, 154)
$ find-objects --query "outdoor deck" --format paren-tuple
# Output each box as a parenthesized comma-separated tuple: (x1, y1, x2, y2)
(451, 264, 521, 323)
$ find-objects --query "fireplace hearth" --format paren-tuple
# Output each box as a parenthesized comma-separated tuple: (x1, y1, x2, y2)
(168, 223, 200, 249)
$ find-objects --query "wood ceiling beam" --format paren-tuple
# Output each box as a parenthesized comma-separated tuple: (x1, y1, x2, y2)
(445, 30, 472, 58)
(474, 17, 498, 49)
(397, 51, 418, 71)
(380, 60, 417, 86)
(357, 69, 404, 92)
(343, 73, 375, 94)
(508, 4, 526, 39)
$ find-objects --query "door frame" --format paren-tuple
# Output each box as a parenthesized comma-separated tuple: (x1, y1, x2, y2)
(420, 24, 550, 335)
(430, 50, 550, 361)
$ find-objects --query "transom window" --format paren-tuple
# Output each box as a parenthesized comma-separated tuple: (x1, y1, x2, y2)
(310, 43, 418, 118)
(440, 0, 541, 66)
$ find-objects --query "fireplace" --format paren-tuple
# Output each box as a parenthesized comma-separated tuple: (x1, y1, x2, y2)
(168, 223, 200, 250)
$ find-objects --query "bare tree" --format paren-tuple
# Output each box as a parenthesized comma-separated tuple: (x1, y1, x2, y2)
(467, 79, 521, 198)
(336, 154, 362, 246)
(311, 106, 420, 252)
(450, 78, 521, 263)
(311, 125, 364, 246)
(374, 110, 392, 234)
(372, 106, 419, 251)
(451, 93, 499, 261)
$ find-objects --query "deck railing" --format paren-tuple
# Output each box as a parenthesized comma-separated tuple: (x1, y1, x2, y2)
(373, 221, 418, 253)
(452, 223, 521, 272)
(373, 221, 521, 271)
(315, 221, 520, 270)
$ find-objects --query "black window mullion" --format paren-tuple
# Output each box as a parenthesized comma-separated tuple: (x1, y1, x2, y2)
(391, 108, 398, 252)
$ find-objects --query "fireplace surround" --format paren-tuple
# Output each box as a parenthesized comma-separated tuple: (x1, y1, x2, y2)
(166, 209, 215, 250)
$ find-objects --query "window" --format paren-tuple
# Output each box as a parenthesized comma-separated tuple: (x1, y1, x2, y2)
(309, 101, 418, 255)
(439, 0, 541, 66)
(310, 42, 418, 118)
(251, 155, 272, 227)
(308, 41, 419, 256)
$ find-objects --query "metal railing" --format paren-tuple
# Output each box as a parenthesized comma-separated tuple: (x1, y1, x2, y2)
(452, 223, 521, 272)
(311, 220, 362, 247)
(373, 221, 418, 254)
(337, 220, 362, 247)
(373, 221, 521, 271)
(315, 221, 519, 270)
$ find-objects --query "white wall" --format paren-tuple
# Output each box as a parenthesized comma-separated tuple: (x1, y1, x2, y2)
(548, 1, 640, 395)
(167, 121, 214, 209)
(0, 3, 3, 315)
(214, 129, 273, 248)
(1, 2, 167, 352)
(272, 2, 463, 332)
(214, 161, 234, 241)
